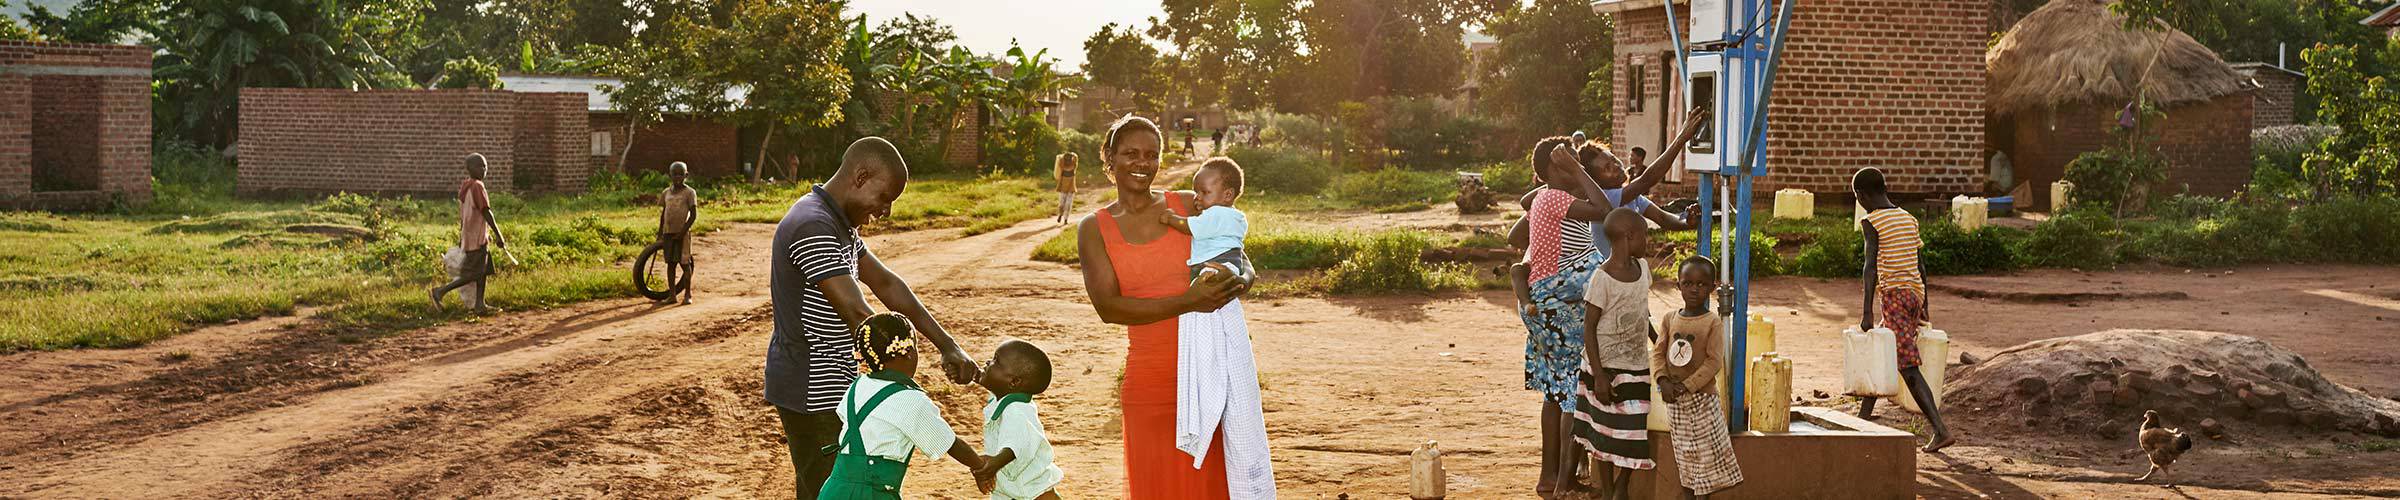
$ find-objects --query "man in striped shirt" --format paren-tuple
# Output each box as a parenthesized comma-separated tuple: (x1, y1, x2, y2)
(768, 137, 981, 498)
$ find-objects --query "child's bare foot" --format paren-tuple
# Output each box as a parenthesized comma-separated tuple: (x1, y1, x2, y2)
(1921, 433, 1955, 453)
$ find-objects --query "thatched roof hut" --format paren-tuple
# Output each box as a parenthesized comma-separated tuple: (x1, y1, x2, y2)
(1986, 0, 2250, 117)
(1985, 0, 2256, 207)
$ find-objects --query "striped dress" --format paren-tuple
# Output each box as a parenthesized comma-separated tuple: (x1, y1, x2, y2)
(1863, 208, 1928, 368)
(1572, 260, 1654, 470)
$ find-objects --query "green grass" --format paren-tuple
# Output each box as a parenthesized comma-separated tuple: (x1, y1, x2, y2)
(0, 166, 1056, 351)
(1031, 226, 1080, 263)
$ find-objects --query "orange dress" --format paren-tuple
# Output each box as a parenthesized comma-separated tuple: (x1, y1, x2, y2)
(1096, 193, 1232, 498)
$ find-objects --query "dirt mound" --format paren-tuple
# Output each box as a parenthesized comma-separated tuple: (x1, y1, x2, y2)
(1948, 329, 2400, 441)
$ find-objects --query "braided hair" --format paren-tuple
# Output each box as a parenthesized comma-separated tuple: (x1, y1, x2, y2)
(854, 312, 917, 372)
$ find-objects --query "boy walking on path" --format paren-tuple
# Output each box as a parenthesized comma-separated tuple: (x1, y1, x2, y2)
(768, 137, 981, 499)
(1852, 167, 1957, 452)
(658, 162, 699, 305)
(429, 153, 507, 313)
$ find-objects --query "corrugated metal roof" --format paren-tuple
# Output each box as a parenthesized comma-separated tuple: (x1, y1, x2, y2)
(497, 74, 748, 113)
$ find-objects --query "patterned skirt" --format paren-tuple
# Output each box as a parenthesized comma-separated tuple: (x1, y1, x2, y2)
(1571, 364, 1654, 470)
(1670, 392, 1744, 495)
(1877, 287, 1926, 369)
(1523, 252, 1603, 408)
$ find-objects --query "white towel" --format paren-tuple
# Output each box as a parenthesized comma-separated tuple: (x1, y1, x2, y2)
(1176, 299, 1277, 499)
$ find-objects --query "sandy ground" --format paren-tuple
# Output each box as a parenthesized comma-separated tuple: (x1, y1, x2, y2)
(3, 195, 2397, 498)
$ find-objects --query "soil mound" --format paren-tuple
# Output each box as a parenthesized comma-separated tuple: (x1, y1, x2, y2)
(1948, 329, 2400, 440)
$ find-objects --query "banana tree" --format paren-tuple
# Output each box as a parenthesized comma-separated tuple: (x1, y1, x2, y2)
(154, 0, 401, 146)
(924, 46, 1006, 165)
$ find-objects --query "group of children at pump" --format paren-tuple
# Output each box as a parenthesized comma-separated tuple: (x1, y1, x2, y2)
(1512, 112, 1955, 499)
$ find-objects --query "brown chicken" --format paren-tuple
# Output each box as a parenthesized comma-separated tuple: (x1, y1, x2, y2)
(2136, 410, 2196, 485)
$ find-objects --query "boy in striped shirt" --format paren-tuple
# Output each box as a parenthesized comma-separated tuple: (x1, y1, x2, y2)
(1852, 167, 1955, 452)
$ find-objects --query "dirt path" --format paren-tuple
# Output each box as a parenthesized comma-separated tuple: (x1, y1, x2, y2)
(5, 194, 2397, 498)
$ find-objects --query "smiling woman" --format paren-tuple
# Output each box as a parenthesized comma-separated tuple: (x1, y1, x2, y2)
(1071, 115, 1259, 498)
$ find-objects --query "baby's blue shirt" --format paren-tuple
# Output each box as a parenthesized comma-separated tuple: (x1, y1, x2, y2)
(1186, 205, 1247, 266)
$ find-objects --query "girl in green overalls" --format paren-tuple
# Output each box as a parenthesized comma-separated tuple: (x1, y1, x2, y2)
(821, 313, 987, 500)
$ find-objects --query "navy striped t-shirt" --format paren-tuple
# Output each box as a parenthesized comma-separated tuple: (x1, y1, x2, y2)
(767, 185, 866, 413)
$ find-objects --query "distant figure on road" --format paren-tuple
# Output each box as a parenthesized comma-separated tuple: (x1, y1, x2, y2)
(1210, 129, 1224, 154)
(657, 161, 699, 305)
(1054, 153, 1078, 225)
(767, 137, 981, 499)
(429, 153, 507, 314)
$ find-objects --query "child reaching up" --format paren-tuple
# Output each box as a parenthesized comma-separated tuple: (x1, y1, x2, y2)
(822, 313, 985, 500)
(1657, 255, 1744, 498)
(1161, 157, 1278, 497)
(973, 340, 1064, 500)
(1574, 208, 1659, 499)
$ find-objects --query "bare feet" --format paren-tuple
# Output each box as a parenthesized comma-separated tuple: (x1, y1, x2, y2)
(1921, 433, 1955, 453)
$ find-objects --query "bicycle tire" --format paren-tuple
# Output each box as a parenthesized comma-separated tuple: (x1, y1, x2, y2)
(633, 240, 690, 300)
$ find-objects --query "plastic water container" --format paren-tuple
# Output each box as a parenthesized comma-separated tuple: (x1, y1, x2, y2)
(1749, 352, 1794, 432)
(1745, 312, 1778, 359)
(2050, 180, 2075, 213)
(1899, 327, 1951, 413)
(1842, 327, 1901, 397)
(1410, 440, 1446, 499)
(1853, 200, 1866, 229)
(1950, 196, 1988, 231)
(1773, 189, 1815, 220)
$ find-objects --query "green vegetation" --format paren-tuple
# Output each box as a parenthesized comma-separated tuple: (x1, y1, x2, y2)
(1227, 144, 1336, 197)
(1327, 168, 1454, 213)
(1030, 226, 1080, 263)
(1324, 231, 1484, 294)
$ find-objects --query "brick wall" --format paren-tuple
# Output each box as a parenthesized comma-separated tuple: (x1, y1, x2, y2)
(1611, 0, 1988, 198)
(2247, 69, 2299, 128)
(240, 89, 527, 195)
(589, 114, 739, 178)
(511, 92, 589, 192)
(0, 41, 152, 208)
(2003, 95, 2254, 208)
(870, 89, 984, 168)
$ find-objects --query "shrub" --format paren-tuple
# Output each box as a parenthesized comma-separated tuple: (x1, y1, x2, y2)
(1481, 161, 1535, 196)
(1325, 231, 1474, 294)
(1792, 226, 1863, 278)
(1228, 144, 1335, 197)
(1249, 230, 1358, 270)
(2064, 142, 2167, 216)
(2015, 208, 2118, 270)
(1328, 168, 1451, 212)
(2290, 197, 2400, 263)
(2151, 194, 2228, 221)
(436, 56, 504, 89)
(1922, 222, 2024, 275)
(1059, 129, 1104, 162)
(980, 112, 1063, 175)
(2252, 125, 2339, 202)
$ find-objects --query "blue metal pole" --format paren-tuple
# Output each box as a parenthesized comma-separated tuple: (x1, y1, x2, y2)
(1724, 0, 1798, 434)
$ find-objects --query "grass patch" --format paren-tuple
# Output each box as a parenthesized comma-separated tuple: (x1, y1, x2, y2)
(1031, 226, 1080, 263)
(2341, 438, 2400, 453)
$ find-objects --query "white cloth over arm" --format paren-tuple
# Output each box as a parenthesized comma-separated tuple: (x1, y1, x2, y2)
(1176, 299, 1277, 499)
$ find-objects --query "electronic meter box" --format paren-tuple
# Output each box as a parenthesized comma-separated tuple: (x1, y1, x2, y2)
(1682, 52, 1744, 173)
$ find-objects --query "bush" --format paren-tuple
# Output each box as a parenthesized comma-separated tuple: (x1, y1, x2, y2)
(2120, 204, 2286, 268)
(980, 112, 1063, 175)
(2151, 193, 2229, 221)
(2015, 208, 2118, 270)
(1328, 168, 1451, 212)
(1791, 226, 1863, 278)
(1480, 161, 1535, 196)
(436, 56, 504, 89)
(1059, 129, 1104, 162)
(2252, 125, 2339, 202)
(1382, 97, 1502, 169)
(2290, 197, 2400, 263)
(1922, 222, 2024, 275)
(1228, 144, 1335, 197)
(1249, 230, 1358, 270)
(1325, 231, 1475, 294)
(2064, 143, 2167, 216)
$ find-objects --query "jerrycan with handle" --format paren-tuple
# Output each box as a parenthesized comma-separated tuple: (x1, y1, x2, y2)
(1899, 326, 1951, 413)
(1749, 352, 1794, 432)
(1410, 440, 1446, 499)
(1843, 326, 1901, 397)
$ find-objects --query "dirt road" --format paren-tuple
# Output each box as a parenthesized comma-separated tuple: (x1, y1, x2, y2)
(5, 196, 2397, 497)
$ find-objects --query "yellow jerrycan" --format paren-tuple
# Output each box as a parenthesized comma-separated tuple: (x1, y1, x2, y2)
(1410, 440, 1446, 499)
(1899, 326, 1951, 413)
(1749, 352, 1794, 432)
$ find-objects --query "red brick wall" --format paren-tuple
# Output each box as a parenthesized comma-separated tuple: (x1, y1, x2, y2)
(239, 89, 522, 195)
(511, 92, 589, 192)
(589, 114, 739, 178)
(1611, 0, 1988, 198)
(2003, 95, 2254, 208)
(2249, 70, 2299, 127)
(0, 41, 152, 207)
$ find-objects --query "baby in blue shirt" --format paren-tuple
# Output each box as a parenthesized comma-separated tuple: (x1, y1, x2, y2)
(1162, 158, 1252, 284)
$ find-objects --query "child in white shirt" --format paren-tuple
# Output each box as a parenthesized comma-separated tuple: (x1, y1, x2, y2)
(973, 340, 1064, 499)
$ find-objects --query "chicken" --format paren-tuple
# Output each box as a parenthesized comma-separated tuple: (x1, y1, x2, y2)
(2136, 410, 2195, 485)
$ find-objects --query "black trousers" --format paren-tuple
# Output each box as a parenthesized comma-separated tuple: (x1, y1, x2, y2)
(777, 406, 840, 500)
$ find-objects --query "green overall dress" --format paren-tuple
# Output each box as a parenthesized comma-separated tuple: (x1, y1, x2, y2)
(819, 371, 922, 500)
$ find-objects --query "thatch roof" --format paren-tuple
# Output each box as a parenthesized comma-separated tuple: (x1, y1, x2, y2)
(1986, 0, 2250, 117)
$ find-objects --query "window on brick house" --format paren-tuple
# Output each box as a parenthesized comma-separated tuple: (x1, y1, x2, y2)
(591, 131, 612, 156)
(1630, 62, 1646, 112)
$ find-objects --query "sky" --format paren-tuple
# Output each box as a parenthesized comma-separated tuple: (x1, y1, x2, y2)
(847, 1, 1170, 70)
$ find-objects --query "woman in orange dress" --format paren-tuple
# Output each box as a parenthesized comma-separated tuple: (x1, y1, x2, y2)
(1074, 115, 1248, 498)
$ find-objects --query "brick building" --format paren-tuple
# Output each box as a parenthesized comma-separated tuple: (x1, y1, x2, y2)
(1987, 0, 2256, 208)
(2233, 62, 2304, 128)
(499, 75, 741, 178)
(237, 88, 590, 195)
(0, 41, 151, 210)
(1592, 0, 1989, 197)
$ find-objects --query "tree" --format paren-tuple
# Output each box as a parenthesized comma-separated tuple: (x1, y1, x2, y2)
(610, 0, 851, 181)
(1148, 0, 1304, 110)
(2299, 42, 2400, 198)
(1082, 23, 1171, 118)
(0, 0, 40, 41)
(21, 0, 158, 43)
(1480, 0, 1613, 138)
(2109, 0, 2385, 120)
(1293, 0, 1509, 111)
(153, 0, 406, 146)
